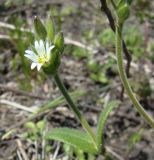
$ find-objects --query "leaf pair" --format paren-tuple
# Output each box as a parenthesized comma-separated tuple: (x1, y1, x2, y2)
(46, 101, 119, 154)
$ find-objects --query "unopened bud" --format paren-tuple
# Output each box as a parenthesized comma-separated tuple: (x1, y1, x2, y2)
(46, 17, 55, 43)
(34, 17, 47, 41)
(54, 31, 64, 54)
(117, 1, 130, 23)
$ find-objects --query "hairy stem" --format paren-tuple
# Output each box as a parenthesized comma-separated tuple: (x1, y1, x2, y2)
(54, 73, 97, 147)
(116, 21, 154, 128)
(110, 0, 116, 9)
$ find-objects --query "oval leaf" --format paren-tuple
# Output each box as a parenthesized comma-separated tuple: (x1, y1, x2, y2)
(46, 128, 98, 154)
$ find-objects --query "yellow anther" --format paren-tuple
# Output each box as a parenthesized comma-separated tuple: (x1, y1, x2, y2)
(38, 55, 48, 64)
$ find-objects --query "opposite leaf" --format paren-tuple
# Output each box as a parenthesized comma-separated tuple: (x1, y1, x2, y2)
(46, 128, 98, 154)
(96, 100, 119, 152)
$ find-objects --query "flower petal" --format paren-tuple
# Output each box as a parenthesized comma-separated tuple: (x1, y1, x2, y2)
(47, 45, 55, 58)
(37, 40, 45, 57)
(25, 50, 34, 55)
(24, 53, 38, 62)
(31, 62, 37, 70)
(34, 41, 39, 51)
(46, 42, 49, 50)
(49, 45, 55, 51)
(37, 63, 42, 71)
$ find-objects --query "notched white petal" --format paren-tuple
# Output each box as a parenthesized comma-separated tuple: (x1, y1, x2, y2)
(47, 45, 55, 58)
(46, 42, 49, 50)
(31, 63, 37, 70)
(49, 45, 55, 51)
(25, 50, 34, 55)
(24, 54, 38, 62)
(34, 41, 39, 50)
(37, 63, 42, 71)
(39, 40, 44, 45)
(38, 40, 45, 56)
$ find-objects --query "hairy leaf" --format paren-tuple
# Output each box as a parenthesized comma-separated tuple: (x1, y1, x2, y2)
(97, 101, 119, 151)
(46, 128, 98, 154)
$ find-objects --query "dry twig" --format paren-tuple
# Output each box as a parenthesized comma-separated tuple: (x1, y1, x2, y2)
(0, 21, 95, 52)
(0, 84, 46, 100)
(0, 99, 35, 113)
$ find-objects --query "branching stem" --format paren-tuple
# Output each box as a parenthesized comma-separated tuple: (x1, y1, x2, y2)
(116, 21, 154, 128)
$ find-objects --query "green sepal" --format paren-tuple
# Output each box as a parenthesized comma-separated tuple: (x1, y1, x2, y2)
(54, 31, 64, 54)
(117, 0, 125, 7)
(127, 0, 133, 5)
(117, 0, 130, 23)
(42, 48, 61, 75)
(34, 17, 47, 41)
(46, 16, 55, 43)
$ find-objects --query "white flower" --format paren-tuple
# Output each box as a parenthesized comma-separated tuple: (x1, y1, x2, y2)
(24, 40, 55, 71)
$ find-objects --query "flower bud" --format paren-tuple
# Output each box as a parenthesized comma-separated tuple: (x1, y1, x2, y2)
(54, 31, 64, 54)
(34, 17, 47, 41)
(46, 17, 55, 43)
(117, 1, 130, 23)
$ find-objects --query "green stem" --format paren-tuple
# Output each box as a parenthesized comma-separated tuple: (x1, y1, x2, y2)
(116, 21, 154, 128)
(54, 73, 97, 147)
(110, 0, 117, 9)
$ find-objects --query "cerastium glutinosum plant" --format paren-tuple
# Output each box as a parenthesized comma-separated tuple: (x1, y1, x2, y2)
(24, 15, 119, 156)
(114, 0, 154, 128)
(24, 1, 154, 157)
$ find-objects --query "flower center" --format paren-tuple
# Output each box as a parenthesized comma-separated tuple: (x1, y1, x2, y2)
(38, 55, 49, 64)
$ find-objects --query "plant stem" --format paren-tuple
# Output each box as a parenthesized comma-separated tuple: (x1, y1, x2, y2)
(110, 0, 116, 10)
(54, 73, 97, 147)
(116, 21, 154, 128)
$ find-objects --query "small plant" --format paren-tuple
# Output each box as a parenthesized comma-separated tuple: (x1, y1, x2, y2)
(125, 129, 144, 158)
(23, 0, 154, 158)
(128, 129, 144, 150)
(24, 15, 119, 157)
(23, 120, 49, 159)
(23, 120, 46, 141)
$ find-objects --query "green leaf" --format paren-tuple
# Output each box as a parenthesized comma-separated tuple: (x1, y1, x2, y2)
(128, 129, 144, 149)
(96, 101, 119, 152)
(46, 128, 98, 154)
(72, 47, 87, 58)
(87, 59, 99, 72)
(75, 148, 85, 160)
(25, 121, 36, 130)
(36, 120, 46, 131)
